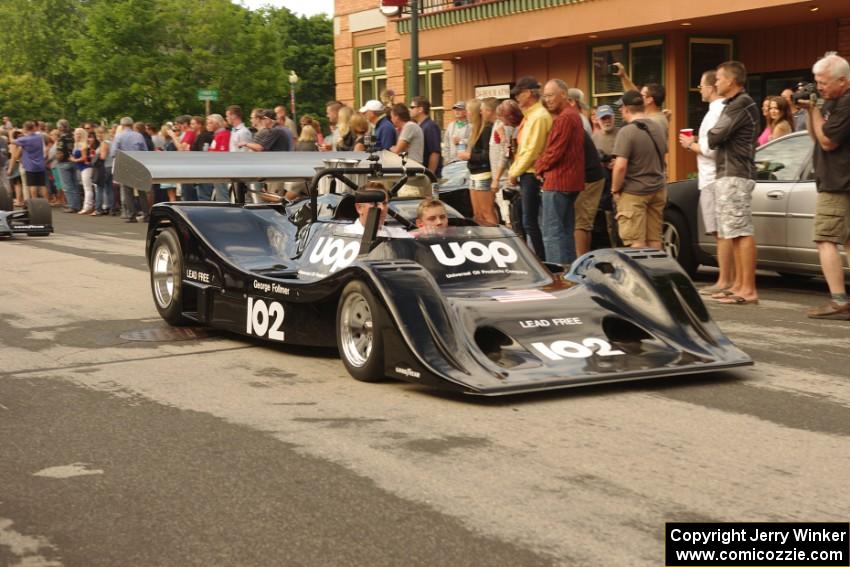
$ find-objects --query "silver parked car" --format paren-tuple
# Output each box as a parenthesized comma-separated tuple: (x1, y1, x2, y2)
(664, 131, 849, 280)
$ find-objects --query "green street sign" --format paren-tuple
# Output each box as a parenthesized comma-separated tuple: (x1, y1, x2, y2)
(197, 89, 219, 101)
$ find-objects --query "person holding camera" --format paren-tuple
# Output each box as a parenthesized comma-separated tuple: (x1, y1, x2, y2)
(801, 54, 850, 320)
(612, 62, 668, 136)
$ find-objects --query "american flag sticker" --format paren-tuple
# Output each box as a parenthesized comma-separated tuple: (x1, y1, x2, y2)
(485, 290, 557, 303)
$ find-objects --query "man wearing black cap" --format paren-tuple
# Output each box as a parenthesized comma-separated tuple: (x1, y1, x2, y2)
(612, 63, 668, 136)
(508, 75, 553, 259)
(610, 89, 668, 249)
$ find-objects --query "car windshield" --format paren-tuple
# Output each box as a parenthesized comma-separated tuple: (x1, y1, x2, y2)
(376, 228, 553, 289)
(755, 134, 813, 181)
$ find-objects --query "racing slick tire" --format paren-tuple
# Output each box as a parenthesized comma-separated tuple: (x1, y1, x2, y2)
(662, 208, 697, 277)
(336, 280, 386, 382)
(0, 185, 12, 211)
(150, 227, 191, 326)
(24, 198, 52, 236)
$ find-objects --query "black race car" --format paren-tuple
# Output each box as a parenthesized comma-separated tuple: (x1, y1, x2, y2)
(113, 150, 751, 395)
(0, 185, 53, 238)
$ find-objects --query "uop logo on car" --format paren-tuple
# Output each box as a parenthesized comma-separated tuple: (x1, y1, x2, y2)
(309, 237, 359, 273)
(430, 241, 518, 268)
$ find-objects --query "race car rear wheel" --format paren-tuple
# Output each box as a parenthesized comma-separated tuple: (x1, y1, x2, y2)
(337, 281, 386, 382)
(0, 185, 12, 211)
(150, 228, 190, 326)
(25, 198, 52, 236)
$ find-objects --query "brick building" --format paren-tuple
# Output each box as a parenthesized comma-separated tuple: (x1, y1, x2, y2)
(333, 0, 850, 179)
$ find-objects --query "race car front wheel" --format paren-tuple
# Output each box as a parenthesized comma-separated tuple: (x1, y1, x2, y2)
(150, 228, 191, 326)
(336, 281, 386, 382)
(25, 199, 52, 236)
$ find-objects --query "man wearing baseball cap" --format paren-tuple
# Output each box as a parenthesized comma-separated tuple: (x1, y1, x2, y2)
(591, 105, 619, 156)
(508, 75, 553, 260)
(610, 89, 668, 249)
(360, 99, 396, 151)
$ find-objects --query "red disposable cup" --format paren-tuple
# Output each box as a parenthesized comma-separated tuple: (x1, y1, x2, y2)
(680, 128, 694, 138)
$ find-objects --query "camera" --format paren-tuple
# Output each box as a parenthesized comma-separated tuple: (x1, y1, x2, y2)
(608, 64, 618, 75)
(362, 133, 377, 154)
(792, 82, 817, 104)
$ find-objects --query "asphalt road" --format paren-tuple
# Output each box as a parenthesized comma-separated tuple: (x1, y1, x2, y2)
(1, 210, 849, 567)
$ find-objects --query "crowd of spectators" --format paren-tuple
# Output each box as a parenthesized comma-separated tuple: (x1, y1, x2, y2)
(2, 54, 847, 319)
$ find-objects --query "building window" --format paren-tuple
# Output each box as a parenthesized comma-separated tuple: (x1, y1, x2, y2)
(405, 60, 445, 125)
(590, 39, 664, 110)
(687, 38, 734, 130)
(590, 43, 627, 110)
(356, 45, 387, 107)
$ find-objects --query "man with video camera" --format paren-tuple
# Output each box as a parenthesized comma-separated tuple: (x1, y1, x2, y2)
(801, 53, 850, 320)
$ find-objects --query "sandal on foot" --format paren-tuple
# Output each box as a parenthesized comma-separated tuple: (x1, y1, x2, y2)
(710, 290, 735, 299)
(715, 295, 758, 305)
(699, 286, 729, 296)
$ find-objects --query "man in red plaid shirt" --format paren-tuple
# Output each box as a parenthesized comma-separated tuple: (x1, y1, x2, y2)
(534, 79, 586, 265)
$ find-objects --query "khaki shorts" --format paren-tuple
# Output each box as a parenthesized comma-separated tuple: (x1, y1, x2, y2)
(715, 176, 755, 239)
(574, 178, 605, 231)
(813, 191, 850, 244)
(615, 188, 667, 245)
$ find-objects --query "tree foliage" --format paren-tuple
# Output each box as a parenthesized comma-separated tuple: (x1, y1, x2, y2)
(0, 0, 333, 126)
(0, 74, 61, 124)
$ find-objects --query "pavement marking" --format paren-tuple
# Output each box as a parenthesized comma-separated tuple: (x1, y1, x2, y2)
(33, 463, 104, 479)
(0, 518, 62, 566)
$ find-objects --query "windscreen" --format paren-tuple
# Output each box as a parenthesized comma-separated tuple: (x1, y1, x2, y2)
(376, 227, 552, 288)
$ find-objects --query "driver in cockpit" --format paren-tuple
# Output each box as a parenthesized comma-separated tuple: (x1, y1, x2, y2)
(415, 198, 449, 230)
(343, 182, 410, 238)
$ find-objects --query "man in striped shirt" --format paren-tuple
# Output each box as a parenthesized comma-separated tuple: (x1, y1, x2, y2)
(534, 79, 586, 266)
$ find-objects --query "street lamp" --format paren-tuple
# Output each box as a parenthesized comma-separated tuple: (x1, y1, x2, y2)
(380, 0, 419, 99)
(289, 70, 299, 129)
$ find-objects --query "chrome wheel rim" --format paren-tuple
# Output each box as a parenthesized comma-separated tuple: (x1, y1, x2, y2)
(340, 292, 373, 368)
(662, 221, 680, 259)
(152, 245, 176, 308)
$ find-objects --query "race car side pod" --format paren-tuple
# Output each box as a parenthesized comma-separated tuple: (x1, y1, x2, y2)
(308, 165, 438, 223)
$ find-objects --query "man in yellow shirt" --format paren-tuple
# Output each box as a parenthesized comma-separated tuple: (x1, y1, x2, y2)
(508, 76, 553, 259)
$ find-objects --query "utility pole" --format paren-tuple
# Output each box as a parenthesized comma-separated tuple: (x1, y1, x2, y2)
(409, 0, 419, 99)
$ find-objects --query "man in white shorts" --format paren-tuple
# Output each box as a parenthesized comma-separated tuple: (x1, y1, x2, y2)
(680, 69, 733, 295)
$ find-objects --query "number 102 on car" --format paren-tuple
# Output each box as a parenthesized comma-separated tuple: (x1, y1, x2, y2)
(246, 297, 286, 341)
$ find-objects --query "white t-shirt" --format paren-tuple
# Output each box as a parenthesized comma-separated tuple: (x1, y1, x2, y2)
(229, 122, 253, 152)
(342, 219, 411, 239)
(697, 98, 725, 190)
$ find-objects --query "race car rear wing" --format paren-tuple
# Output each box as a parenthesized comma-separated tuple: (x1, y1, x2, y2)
(113, 150, 373, 191)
